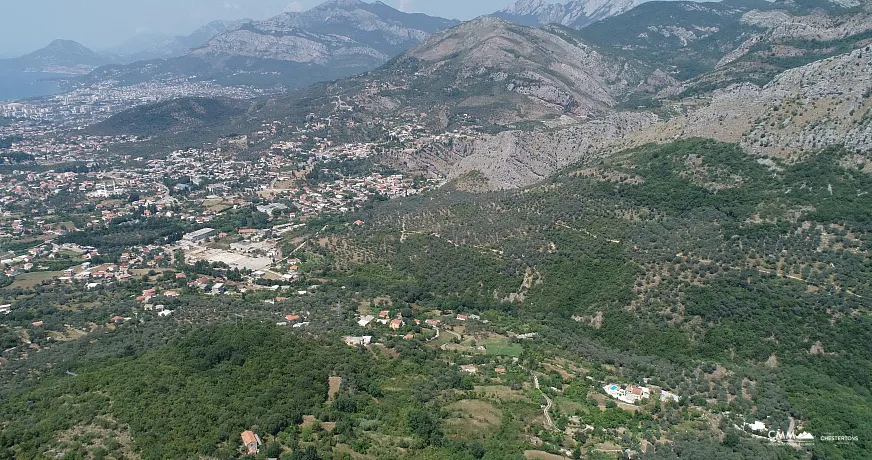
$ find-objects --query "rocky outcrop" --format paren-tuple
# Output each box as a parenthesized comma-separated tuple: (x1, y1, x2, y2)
(387, 112, 659, 190)
(742, 9, 872, 41)
(685, 45, 872, 155)
(621, 45, 872, 157)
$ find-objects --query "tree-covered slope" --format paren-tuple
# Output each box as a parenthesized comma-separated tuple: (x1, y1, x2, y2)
(325, 139, 872, 459)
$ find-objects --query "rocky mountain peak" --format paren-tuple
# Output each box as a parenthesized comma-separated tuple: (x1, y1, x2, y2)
(38, 39, 98, 57)
(1, 39, 109, 73)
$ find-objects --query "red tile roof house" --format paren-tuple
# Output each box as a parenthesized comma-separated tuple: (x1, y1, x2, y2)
(240, 430, 261, 454)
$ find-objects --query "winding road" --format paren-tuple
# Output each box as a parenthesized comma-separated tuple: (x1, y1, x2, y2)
(521, 365, 557, 432)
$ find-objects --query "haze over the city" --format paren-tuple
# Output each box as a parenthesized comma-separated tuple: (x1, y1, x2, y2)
(1, 0, 526, 55)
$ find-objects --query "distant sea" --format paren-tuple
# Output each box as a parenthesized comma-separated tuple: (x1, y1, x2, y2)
(0, 70, 68, 101)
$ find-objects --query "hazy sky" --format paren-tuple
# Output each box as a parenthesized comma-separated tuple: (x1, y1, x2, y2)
(1, 0, 530, 55)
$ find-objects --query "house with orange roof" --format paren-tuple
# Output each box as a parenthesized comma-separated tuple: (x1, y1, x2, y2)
(240, 430, 261, 454)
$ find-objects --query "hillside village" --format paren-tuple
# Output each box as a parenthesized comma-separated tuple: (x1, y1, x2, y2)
(0, 103, 462, 290)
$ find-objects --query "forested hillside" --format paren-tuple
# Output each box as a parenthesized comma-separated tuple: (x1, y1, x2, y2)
(324, 139, 872, 459)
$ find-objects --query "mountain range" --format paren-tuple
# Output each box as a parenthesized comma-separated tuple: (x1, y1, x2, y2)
(80, 0, 461, 90)
(0, 19, 251, 76)
(0, 0, 728, 86)
(89, 0, 872, 191)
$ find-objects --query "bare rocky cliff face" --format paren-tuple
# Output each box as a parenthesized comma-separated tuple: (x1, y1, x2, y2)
(680, 45, 872, 156)
(493, 0, 671, 29)
(383, 112, 659, 189)
(716, 9, 872, 69)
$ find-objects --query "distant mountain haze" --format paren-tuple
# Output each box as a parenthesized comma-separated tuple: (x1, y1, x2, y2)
(3, 1, 724, 62)
(0, 0, 515, 56)
(2, 0, 862, 87)
(104, 19, 255, 63)
(1, 0, 712, 86)
(79, 0, 462, 90)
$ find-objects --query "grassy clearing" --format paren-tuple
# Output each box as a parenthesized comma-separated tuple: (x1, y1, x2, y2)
(444, 399, 502, 438)
(554, 396, 584, 416)
(486, 344, 523, 356)
(10, 271, 62, 289)
(474, 385, 532, 403)
(328, 376, 342, 403)
(482, 336, 523, 356)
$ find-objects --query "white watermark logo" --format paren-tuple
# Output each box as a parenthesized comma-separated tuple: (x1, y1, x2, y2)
(766, 430, 815, 445)
(818, 435, 859, 444)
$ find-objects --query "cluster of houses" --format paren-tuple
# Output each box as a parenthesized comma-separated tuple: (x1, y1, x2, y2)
(603, 383, 681, 405)
(347, 308, 502, 348)
(0, 241, 173, 284)
(276, 313, 308, 328)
